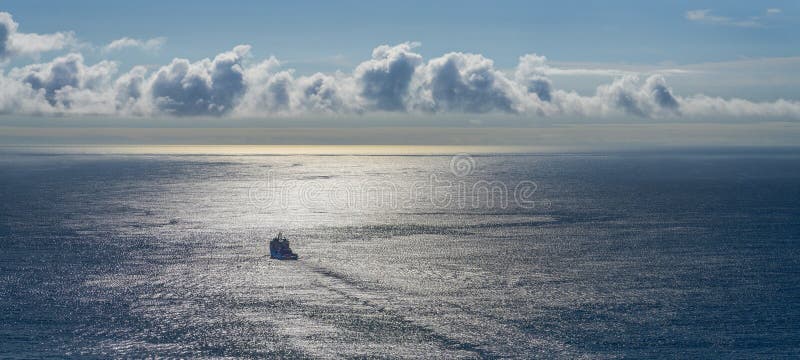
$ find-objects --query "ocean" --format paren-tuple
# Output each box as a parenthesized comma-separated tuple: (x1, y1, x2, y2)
(1, 146, 799, 358)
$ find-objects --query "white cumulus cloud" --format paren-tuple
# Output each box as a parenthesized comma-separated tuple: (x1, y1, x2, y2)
(0, 12, 75, 60)
(7, 53, 117, 113)
(144, 45, 251, 116)
(686, 8, 783, 27)
(415, 52, 523, 113)
(355, 42, 423, 111)
(103, 37, 166, 53)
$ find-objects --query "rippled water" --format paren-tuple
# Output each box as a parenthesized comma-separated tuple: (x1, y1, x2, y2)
(1, 149, 799, 358)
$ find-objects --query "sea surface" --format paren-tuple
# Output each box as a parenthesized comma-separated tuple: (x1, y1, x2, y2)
(1, 147, 799, 358)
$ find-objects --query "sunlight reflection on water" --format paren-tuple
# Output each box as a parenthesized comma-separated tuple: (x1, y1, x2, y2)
(2, 150, 800, 357)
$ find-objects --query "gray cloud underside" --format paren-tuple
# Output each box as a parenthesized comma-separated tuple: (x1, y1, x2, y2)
(1, 37, 799, 120)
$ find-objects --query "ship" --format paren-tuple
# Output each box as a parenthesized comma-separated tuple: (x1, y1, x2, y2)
(269, 232, 298, 260)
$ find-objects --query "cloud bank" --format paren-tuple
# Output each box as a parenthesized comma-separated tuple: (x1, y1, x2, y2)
(0, 12, 798, 121)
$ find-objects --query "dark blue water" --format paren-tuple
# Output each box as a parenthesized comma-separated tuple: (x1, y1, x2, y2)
(1, 149, 799, 358)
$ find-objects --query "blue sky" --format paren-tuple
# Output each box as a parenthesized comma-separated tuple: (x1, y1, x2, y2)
(4, 0, 799, 71)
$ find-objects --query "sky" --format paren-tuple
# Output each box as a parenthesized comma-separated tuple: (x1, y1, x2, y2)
(1, 1, 799, 146)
